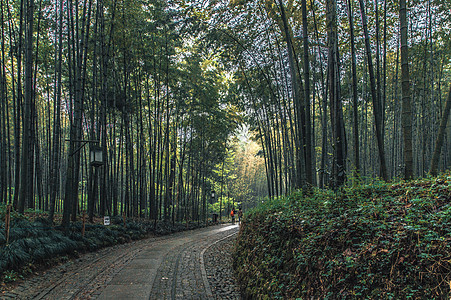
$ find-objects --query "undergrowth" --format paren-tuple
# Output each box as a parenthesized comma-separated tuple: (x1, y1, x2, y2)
(0, 212, 206, 284)
(233, 173, 451, 299)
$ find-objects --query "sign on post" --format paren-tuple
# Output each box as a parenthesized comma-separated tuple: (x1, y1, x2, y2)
(104, 216, 110, 226)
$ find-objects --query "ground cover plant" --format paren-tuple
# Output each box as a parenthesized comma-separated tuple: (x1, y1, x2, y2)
(0, 211, 207, 285)
(233, 173, 451, 299)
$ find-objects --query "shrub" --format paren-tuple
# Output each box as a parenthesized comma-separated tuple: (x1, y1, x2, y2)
(0, 212, 208, 280)
(234, 173, 451, 299)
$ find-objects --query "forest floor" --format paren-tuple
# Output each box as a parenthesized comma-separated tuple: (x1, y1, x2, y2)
(1, 224, 240, 299)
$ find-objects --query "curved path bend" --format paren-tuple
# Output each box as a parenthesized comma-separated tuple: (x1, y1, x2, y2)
(2, 224, 239, 300)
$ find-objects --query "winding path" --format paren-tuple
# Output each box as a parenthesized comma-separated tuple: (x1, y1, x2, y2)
(1, 224, 239, 300)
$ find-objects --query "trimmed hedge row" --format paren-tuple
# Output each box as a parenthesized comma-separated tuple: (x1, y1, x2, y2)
(0, 214, 207, 278)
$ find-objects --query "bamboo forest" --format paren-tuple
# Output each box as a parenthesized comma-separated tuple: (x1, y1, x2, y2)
(0, 0, 451, 296)
(0, 0, 451, 299)
(1, 0, 449, 224)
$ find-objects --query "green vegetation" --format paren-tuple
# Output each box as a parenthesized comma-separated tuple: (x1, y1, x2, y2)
(234, 173, 451, 299)
(0, 211, 207, 284)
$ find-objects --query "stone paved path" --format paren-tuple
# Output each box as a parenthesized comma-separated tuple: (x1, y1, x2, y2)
(1, 224, 239, 300)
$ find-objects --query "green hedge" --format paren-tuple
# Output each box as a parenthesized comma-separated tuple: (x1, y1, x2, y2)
(0, 212, 208, 281)
(233, 174, 451, 299)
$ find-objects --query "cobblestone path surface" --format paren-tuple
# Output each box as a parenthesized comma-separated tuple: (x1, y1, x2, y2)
(204, 234, 241, 300)
(1, 224, 239, 300)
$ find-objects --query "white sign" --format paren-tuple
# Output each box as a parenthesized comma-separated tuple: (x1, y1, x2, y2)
(104, 216, 110, 226)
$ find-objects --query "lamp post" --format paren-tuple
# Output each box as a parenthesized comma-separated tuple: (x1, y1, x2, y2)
(64, 139, 102, 224)
(211, 190, 217, 223)
(89, 145, 104, 222)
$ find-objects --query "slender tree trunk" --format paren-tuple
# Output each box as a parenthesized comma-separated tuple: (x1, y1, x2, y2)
(383, 0, 387, 149)
(62, 0, 85, 227)
(0, 0, 7, 204)
(400, 0, 413, 179)
(13, 0, 25, 210)
(276, 0, 307, 189)
(347, 0, 360, 175)
(327, 0, 347, 189)
(430, 84, 451, 176)
(18, 0, 35, 213)
(301, 0, 313, 185)
(48, 0, 64, 222)
(311, 0, 328, 188)
(359, 0, 388, 181)
(375, 0, 383, 137)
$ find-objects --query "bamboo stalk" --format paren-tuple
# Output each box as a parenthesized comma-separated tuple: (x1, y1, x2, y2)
(5, 204, 11, 244)
(82, 210, 86, 237)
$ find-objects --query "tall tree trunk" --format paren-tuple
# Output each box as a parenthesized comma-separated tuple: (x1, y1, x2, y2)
(430, 84, 451, 176)
(400, 0, 413, 179)
(301, 0, 313, 185)
(347, 0, 360, 175)
(99, 0, 109, 218)
(276, 0, 307, 189)
(375, 0, 383, 137)
(359, 0, 388, 181)
(327, 0, 347, 189)
(311, 0, 328, 188)
(19, 0, 35, 213)
(13, 0, 25, 210)
(0, 0, 7, 204)
(48, 0, 63, 222)
(383, 0, 387, 150)
(62, 0, 84, 227)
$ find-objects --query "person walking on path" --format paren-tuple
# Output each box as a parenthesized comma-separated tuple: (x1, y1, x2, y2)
(238, 208, 243, 225)
(231, 209, 235, 224)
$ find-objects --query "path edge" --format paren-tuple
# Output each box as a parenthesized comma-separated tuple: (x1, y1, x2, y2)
(200, 229, 238, 299)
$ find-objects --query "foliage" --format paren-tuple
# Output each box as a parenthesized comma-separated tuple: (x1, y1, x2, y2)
(233, 172, 451, 299)
(0, 213, 207, 283)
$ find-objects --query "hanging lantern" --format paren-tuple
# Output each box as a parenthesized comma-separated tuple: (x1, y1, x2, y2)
(90, 145, 103, 167)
